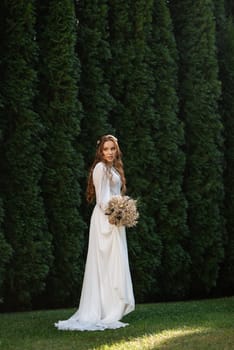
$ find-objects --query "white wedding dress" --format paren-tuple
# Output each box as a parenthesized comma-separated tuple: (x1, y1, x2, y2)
(55, 162, 135, 331)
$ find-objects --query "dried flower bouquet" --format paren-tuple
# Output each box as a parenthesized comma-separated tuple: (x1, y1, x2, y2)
(105, 195, 139, 228)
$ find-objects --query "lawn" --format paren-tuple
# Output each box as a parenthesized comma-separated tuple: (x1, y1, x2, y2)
(0, 297, 233, 350)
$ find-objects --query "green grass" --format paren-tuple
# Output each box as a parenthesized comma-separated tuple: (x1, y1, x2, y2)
(0, 297, 233, 350)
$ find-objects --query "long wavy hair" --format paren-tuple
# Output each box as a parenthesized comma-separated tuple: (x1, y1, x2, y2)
(86, 135, 126, 203)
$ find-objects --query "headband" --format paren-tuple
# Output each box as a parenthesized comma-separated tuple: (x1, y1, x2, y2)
(96, 134, 118, 146)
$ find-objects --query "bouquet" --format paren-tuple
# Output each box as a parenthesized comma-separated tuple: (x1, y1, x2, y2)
(105, 195, 139, 228)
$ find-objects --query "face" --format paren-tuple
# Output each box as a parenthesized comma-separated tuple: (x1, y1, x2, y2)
(102, 140, 117, 164)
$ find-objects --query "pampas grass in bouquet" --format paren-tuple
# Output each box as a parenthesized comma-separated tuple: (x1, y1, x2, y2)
(105, 195, 139, 228)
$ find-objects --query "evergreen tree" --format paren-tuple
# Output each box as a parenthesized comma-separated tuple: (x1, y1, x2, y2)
(76, 0, 114, 167)
(0, 0, 52, 309)
(75, 0, 114, 231)
(0, 199, 12, 300)
(108, 0, 162, 301)
(36, 0, 85, 307)
(0, 1, 12, 300)
(225, 0, 234, 16)
(148, 0, 190, 299)
(216, 13, 234, 294)
(170, 0, 224, 295)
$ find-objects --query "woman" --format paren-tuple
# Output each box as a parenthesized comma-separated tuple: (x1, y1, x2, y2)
(55, 134, 135, 331)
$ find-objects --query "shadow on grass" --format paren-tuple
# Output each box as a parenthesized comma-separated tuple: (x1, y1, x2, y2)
(0, 297, 233, 350)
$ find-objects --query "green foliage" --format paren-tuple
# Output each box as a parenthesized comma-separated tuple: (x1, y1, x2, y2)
(0, 2, 12, 300)
(36, 0, 85, 307)
(170, 0, 224, 295)
(108, 0, 162, 301)
(225, 0, 234, 16)
(76, 0, 114, 166)
(0, 199, 12, 299)
(217, 15, 234, 293)
(0, 0, 52, 309)
(0, 0, 233, 310)
(148, 0, 190, 299)
(75, 0, 115, 230)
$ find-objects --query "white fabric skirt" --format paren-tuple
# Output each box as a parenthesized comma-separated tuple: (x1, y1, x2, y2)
(55, 205, 135, 331)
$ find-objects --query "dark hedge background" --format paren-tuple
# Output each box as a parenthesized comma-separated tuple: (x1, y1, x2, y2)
(0, 0, 233, 311)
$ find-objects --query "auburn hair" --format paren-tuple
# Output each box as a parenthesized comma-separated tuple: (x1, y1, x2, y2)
(86, 135, 126, 203)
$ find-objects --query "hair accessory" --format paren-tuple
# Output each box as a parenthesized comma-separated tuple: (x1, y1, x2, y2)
(105, 134, 118, 142)
(96, 134, 118, 147)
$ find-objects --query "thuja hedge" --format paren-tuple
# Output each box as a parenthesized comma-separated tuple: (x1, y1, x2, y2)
(0, 0, 233, 310)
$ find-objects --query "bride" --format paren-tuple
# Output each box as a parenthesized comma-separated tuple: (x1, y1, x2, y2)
(55, 134, 135, 331)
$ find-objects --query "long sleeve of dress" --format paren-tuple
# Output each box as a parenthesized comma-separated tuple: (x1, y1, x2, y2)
(93, 162, 111, 212)
(54, 161, 135, 331)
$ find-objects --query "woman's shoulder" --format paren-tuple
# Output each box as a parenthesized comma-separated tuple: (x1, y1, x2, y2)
(93, 161, 105, 171)
(93, 162, 108, 182)
(93, 161, 107, 176)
